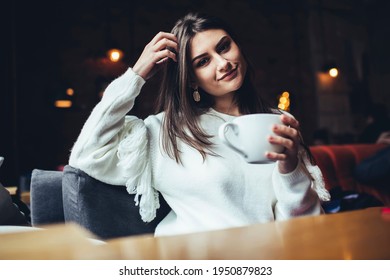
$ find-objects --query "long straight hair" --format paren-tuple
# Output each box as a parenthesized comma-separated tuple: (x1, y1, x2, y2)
(156, 12, 273, 163)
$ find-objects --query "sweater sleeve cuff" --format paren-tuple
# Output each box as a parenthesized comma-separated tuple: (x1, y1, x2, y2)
(277, 162, 309, 186)
(126, 67, 146, 87)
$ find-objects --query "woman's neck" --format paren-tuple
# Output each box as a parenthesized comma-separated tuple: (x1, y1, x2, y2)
(213, 94, 240, 116)
(214, 105, 240, 116)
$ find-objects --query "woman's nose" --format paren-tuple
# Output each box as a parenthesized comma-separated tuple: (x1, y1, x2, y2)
(216, 55, 230, 72)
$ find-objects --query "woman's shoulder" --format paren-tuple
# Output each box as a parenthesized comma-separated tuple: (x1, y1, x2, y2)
(144, 111, 165, 127)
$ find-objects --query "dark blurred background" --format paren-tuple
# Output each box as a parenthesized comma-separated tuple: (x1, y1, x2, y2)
(1, 0, 390, 186)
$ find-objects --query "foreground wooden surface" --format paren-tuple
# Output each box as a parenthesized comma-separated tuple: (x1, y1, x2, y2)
(1, 207, 389, 259)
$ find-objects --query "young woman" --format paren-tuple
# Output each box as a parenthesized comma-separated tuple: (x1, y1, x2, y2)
(69, 12, 330, 236)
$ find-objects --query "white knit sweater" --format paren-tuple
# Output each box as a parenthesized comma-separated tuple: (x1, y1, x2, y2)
(69, 68, 329, 236)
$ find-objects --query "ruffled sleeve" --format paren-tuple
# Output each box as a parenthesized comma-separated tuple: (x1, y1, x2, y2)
(299, 150, 331, 202)
(69, 68, 159, 222)
(117, 117, 160, 222)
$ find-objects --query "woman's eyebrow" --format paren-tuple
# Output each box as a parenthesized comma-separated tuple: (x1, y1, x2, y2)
(191, 35, 229, 63)
(215, 35, 229, 50)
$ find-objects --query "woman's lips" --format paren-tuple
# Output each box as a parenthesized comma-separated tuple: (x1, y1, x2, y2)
(218, 67, 238, 81)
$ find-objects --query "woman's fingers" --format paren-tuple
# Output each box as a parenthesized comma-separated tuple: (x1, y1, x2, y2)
(133, 32, 178, 80)
(150, 31, 178, 46)
(272, 115, 300, 142)
(150, 32, 178, 63)
(265, 151, 287, 161)
(152, 34, 178, 63)
(155, 48, 177, 64)
(268, 134, 295, 150)
(266, 114, 301, 173)
(280, 114, 299, 130)
(152, 36, 178, 53)
(266, 115, 299, 156)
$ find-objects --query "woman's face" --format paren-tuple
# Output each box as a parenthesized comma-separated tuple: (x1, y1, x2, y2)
(190, 29, 247, 99)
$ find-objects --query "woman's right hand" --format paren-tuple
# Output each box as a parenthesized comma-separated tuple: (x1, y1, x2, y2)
(132, 32, 178, 80)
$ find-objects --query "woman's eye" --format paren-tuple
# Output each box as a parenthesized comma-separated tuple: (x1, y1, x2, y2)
(197, 57, 209, 67)
(218, 42, 231, 53)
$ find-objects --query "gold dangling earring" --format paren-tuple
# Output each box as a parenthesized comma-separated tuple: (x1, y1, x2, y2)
(193, 88, 200, 102)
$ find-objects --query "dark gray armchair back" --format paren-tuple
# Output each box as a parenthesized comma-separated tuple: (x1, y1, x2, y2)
(30, 165, 170, 239)
(62, 165, 170, 239)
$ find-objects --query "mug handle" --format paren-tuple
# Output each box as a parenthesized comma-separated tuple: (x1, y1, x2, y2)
(218, 122, 248, 159)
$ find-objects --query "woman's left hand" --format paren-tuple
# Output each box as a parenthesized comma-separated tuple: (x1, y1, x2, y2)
(266, 114, 301, 174)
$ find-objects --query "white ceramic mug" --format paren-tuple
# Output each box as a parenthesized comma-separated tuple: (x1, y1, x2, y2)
(218, 113, 284, 163)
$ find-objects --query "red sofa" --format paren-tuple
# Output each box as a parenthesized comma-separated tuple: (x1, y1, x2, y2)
(309, 144, 389, 205)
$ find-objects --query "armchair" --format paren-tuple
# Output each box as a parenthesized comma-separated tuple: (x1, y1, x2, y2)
(30, 165, 171, 239)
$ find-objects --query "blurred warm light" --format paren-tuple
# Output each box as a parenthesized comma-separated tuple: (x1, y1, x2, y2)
(329, 67, 338, 78)
(55, 100, 72, 108)
(66, 88, 74, 96)
(281, 91, 289, 98)
(317, 72, 333, 88)
(107, 48, 123, 62)
(278, 91, 290, 111)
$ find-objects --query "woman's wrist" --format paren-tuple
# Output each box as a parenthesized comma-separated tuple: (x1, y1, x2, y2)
(278, 156, 299, 174)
